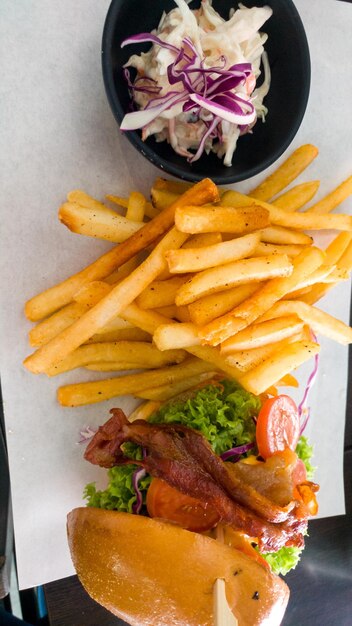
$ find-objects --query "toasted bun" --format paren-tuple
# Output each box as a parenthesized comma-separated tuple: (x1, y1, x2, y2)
(67, 508, 289, 625)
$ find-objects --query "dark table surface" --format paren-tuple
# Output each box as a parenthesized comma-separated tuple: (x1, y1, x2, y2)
(43, 347, 352, 626)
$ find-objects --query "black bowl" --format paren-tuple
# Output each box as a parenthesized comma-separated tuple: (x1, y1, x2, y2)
(102, 0, 310, 184)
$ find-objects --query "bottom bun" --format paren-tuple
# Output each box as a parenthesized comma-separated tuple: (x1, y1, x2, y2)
(67, 507, 289, 626)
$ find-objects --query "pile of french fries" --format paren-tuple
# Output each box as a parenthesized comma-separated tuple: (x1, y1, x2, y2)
(23, 144, 352, 410)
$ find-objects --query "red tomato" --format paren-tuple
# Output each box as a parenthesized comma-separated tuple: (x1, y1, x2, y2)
(146, 478, 220, 532)
(256, 395, 300, 459)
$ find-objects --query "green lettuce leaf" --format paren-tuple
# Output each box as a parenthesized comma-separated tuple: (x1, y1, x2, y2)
(260, 545, 305, 576)
(295, 435, 315, 480)
(84, 465, 152, 513)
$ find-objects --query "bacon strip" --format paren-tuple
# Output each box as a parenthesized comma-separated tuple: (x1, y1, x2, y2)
(85, 408, 310, 552)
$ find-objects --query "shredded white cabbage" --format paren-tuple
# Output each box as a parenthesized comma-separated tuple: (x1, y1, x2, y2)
(123, 0, 272, 166)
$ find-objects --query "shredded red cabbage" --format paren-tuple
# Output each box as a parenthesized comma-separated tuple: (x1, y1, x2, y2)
(298, 332, 320, 435)
(132, 467, 147, 514)
(220, 442, 255, 462)
(120, 35, 256, 162)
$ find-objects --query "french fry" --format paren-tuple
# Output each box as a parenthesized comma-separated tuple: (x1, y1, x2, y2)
(73, 281, 112, 305)
(273, 181, 320, 211)
(259, 300, 352, 345)
(128, 400, 162, 422)
(188, 284, 259, 326)
(86, 328, 151, 344)
(29, 302, 86, 348)
(221, 316, 304, 353)
(165, 233, 260, 274)
(224, 332, 304, 372)
(305, 175, 352, 213)
(25, 178, 218, 321)
(154, 323, 200, 351)
(119, 303, 172, 335)
(59, 202, 144, 243)
(239, 340, 320, 396)
(186, 345, 242, 381)
(67, 190, 115, 212)
(152, 178, 193, 194)
(267, 204, 352, 231)
(136, 275, 190, 309)
(126, 191, 146, 222)
(104, 257, 139, 284)
(153, 305, 191, 323)
(249, 144, 319, 201)
(105, 194, 128, 209)
(151, 188, 180, 210)
(46, 341, 186, 376)
(259, 226, 313, 245)
(57, 357, 214, 406)
(135, 372, 217, 401)
(253, 242, 307, 258)
(182, 233, 222, 248)
(175, 205, 270, 235)
(337, 239, 352, 270)
(201, 247, 324, 345)
(84, 362, 146, 371)
(176, 255, 293, 306)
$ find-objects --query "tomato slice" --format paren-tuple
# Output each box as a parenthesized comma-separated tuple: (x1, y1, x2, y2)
(256, 394, 300, 459)
(146, 478, 220, 532)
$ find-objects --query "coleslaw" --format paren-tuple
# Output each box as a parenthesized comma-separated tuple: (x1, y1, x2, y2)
(120, 0, 272, 166)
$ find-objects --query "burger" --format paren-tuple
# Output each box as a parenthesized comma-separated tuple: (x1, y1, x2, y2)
(67, 378, 318, 625)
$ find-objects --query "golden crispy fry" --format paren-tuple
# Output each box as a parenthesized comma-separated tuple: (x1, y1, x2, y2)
(175, 205, 270, 235)
(337, 239, 352, 270)
(25, 178, 218, 321)
(152, 178, 193, 194)
(105, 194, 128, 209)
(151, 188, 180, 210)
(104, 258, 139, 285)
(153, 305, 191, 323)
(267, 204, 352, 231)
(182, 233, 222, 248)
(128, 400, 162, 422)
(176, 255, 293, 306)
(57, 357, 214, 406)
(86, 328, 151, 344)
(135, 372, 217, 401)
(249, 144, 319, 201)
(259, 226, 313, 246)
(201, 247, 324, 345)
(154, 323, 200, 351)
(273, 181, 320, 211)
(59, 202, 143, 243)
(165, 233, 260, 274)
(119, 303, 172, 335)
(305, 175, 352, 213)
(259, 300, 352, 345)
(253, 242, 307, 258)
(221, 316, 304, 353)
(46, 341, 186, 376)
(73, 281, 111, 305)
(224, 332, 304, 372)
(186, 345, 242, 381)
(29, 302, 86, 348)
(136, 275, 190, 309)
(126, 191, 146, 222)
(188, 284, 259, 326)
(67, 190, 115, 212)
(239, 340, 320, 395)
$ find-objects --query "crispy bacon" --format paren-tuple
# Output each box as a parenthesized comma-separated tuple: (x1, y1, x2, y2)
(85, 408, 317, 552)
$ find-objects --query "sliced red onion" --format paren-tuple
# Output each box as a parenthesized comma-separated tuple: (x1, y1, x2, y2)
(189, 93, 256, 125)
(121, 33, 179, 54)
(221, 442, 255, 462)
(132, 467, 147, 514)
(298, 331, 320, 435)
(77, 426, 97, 444)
